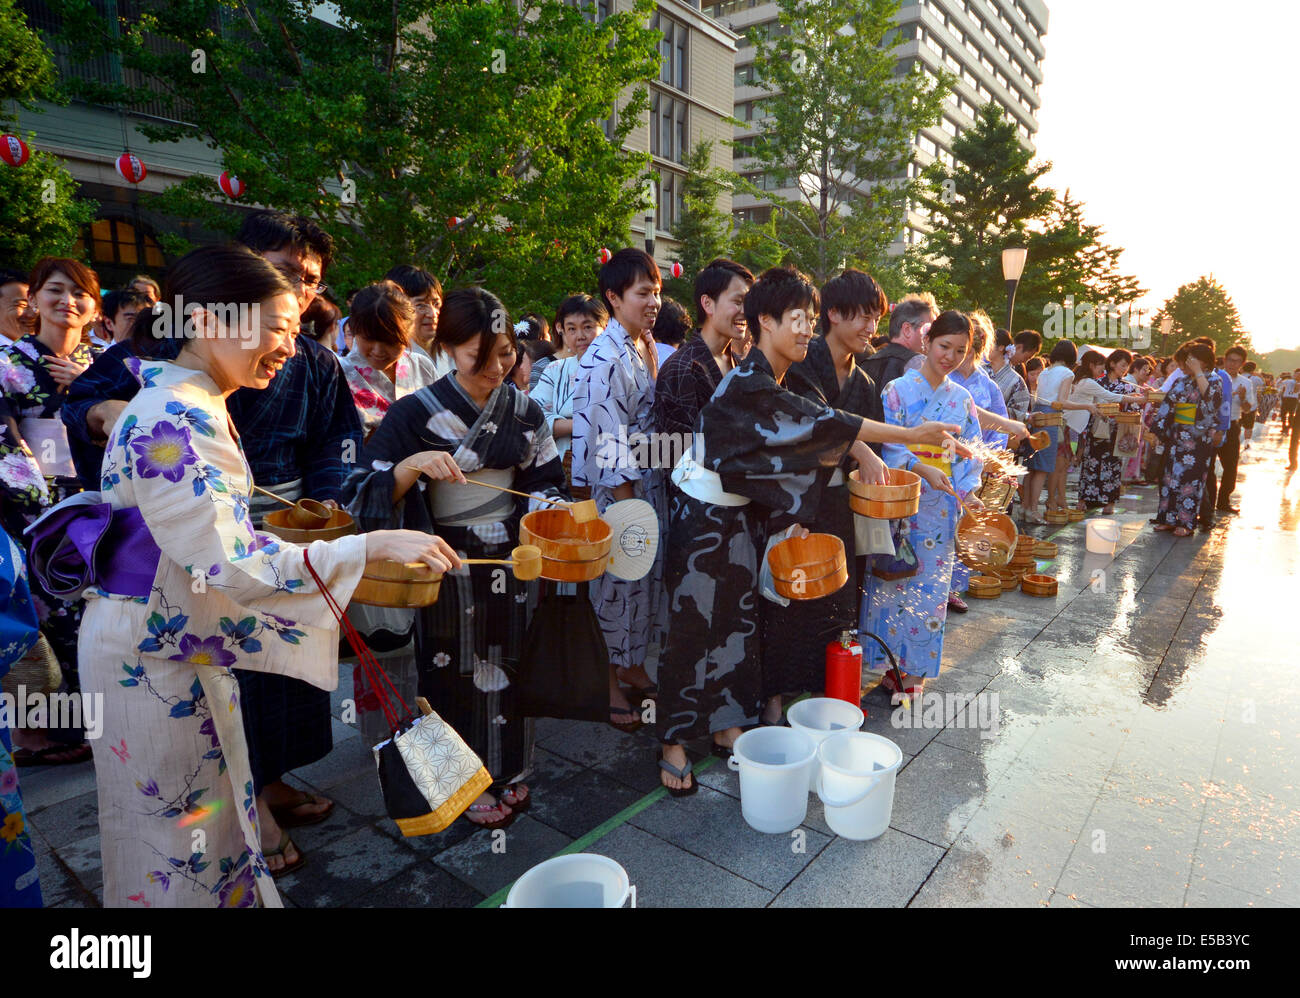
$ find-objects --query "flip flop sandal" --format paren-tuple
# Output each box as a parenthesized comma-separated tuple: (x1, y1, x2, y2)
(947, 593, 969, 613)
(269, 791, 335, 829)
(463, 801, 516, 831)
(621, 682, 658, 701)
(14, 742, 92, 767)
(608, 705, 643, 734)
(498, 783, 531, 812)
(265, 831, 306, 878)
(710, 741, 735, 760)
(657, 755, 698, 798)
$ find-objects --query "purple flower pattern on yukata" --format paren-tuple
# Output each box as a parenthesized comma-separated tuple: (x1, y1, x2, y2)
(168, 634, 237, 670)
(130, 420, 198, 483)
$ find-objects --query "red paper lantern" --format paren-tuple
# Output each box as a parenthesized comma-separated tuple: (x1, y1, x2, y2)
(670, 261, 684, 279)
(218, 171, 245, 199)
(597, 247, 613, 264)
(116, 152, 147, 184)
(0, 134, 30, 168)
(448, 216, 464, 229)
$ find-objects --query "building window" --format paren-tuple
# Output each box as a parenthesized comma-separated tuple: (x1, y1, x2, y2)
(652, 12, 688, 91)
(651, 90, 687, 164)
(656, 169, 685, 233)
(75, 217, 165, 269)
(573, 0, 610, 22)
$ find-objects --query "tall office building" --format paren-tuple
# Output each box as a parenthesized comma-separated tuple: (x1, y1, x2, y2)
(709, 0, 1049, 250)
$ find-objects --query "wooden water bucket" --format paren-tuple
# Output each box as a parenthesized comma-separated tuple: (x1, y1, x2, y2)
(967, 576, 1002, 599)
(1068, 508, 1086, 522)
(848, 468, 921, 519)
(956, 510, 1018, 571)
(1033, 541, 1057, 559)
(263, 507, 357, 543)
(768, 533, 848, 600)
(992, 566, 1024, 591)
(1145, 391, 1166, 405)
(1097, 402, 1121, 418)
(1044, 510, 1070, 524)
(519, 508, 612, 582)
(351, 560, 443, 608)
(1114, 412, 1141, 426)
(1032, 411, 1065, 428)
(1020, 573, 1058, 598)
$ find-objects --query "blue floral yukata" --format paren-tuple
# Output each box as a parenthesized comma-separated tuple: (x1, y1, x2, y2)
(861, 370, 982, 680)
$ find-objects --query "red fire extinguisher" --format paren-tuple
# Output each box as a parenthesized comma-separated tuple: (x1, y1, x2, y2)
(825, 629, 863, 707)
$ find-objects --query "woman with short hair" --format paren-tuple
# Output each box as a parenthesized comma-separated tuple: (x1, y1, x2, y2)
(339, 281, 438, 433)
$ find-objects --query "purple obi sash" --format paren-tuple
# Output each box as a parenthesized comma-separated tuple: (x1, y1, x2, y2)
(25, 494, 162, 599)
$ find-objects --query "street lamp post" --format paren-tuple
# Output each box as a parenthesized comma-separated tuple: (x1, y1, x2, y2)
(1001, 247, 1028, 330)
(1159, 315, 1173, 355)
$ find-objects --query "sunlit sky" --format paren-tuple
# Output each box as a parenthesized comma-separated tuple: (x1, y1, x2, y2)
(1032, 0, 1298, 354)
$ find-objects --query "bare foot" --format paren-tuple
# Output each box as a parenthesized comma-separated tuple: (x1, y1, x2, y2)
(464, 791, 512, 826)
(261, 780, 331, 821)
(659, 744, 692, 792)
(762, 696, 783, 725)
(616, 665, 654, 690)
(712, 726, 743, 751)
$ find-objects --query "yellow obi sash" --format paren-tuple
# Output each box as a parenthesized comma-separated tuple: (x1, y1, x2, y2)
(1173, 402, 1197, 426)
(908, 443, 951, 479)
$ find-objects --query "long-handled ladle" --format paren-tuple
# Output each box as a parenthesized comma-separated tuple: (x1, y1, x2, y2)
(458, 544, 544, 581)
(250, 484, 332, 529)
(462, 478, 600, 523)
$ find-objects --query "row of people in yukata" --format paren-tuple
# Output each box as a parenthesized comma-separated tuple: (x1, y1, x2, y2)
(0, 230, 1021, 905)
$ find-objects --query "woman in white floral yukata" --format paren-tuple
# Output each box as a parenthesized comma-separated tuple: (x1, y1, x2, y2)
(338, 280, 438, 436)
(61, 246, 459, 907)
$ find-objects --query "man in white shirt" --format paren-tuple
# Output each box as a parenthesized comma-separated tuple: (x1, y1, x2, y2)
(1281, 372, 1299, 433)
(1205, 346, 1255, 513)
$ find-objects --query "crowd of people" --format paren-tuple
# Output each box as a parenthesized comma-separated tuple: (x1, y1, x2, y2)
(0, 208, 1295, 909)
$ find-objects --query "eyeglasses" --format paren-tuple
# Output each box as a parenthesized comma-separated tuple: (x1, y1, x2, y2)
(273, 265, 327, 296)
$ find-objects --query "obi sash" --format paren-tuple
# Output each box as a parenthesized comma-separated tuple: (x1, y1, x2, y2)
(907, 443, 951, 479)
(24, 492, 161, 600)
(671, 445, 749, 507)
(1173, 402, 1197, 426)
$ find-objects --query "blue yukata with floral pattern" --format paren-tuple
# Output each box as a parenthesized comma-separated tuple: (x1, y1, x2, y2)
(861, 370, 983, 679)
(0, 528, 43, 906)
(79, 358, 368, 907)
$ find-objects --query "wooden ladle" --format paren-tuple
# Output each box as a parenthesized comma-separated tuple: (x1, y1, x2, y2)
(1027, 430, 1051, 451)
(461, 544, 543, 581)
(463, 478, 600, 523)
(250, 484, 332, 529)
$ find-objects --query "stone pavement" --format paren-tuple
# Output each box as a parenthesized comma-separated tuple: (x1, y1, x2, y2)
(21, 426, 1299, 908)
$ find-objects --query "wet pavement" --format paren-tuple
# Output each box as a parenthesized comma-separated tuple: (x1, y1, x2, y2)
(20, 424, 1299, 908)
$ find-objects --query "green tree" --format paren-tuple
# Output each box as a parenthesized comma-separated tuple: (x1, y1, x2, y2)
(663, 137, 732, 304)
(733, 0, 950, 284)
(1021, 191, 1145, 342)
(0, 0, 97, 268)
(917, 102, 1054, 312)
(1156, 276, 1246, 356)
(50, 0, 661, 307)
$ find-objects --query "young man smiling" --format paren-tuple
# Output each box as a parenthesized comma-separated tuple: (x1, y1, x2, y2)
(571, 248, 663, 730)
(652, 257, 754, 439)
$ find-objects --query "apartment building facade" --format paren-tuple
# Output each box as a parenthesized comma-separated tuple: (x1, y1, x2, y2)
(710, 0, 1049, 250)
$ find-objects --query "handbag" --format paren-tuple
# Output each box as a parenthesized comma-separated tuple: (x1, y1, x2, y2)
(1, 634, 58, 699)
(302, 551, 491, 836)
(870, 525, 920, 581)
(515, 581, 609, 722)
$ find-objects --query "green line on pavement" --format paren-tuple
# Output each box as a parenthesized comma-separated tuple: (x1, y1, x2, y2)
(474, 754, 721, 908)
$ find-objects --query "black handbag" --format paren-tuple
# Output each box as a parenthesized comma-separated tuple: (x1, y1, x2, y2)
(515, 581, 610, 723)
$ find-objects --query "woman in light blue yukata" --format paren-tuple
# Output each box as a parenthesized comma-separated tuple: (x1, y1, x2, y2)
(861, 311, 984, 701)
(945, 310, 1007, 611)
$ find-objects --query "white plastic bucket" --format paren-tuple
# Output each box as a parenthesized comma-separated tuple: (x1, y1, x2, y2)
(815, 732, 903, 841)
(785, 697, 865, 792)
(727, 727, 817, 834)
(1086, 517, 1121, 555)
(502, 854, 630, 908)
